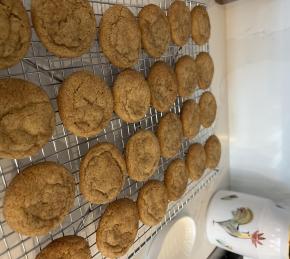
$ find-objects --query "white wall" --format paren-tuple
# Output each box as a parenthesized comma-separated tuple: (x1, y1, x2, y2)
(226, 0, 290, 205)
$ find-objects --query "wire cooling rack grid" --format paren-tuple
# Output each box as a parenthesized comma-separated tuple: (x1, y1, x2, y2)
(0, 0, 219, 258)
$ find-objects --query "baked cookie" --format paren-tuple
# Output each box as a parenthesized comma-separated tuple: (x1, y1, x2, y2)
(36, 236, 91, 259)
(0, 0, 31, 69)
(205, 135, 221, 169)
(181, 99, 200, 139)
(185, 143, 206, 181)
(31, 0, 96, 58)
(191, 5, 210, 45)
(199, 91, 217, 128)
(148, 61, 178, 112)
(80, 143, 126, 204)
(99, 5, 141, 68)
(125, 130, 160, 182)
(137, 180, 168, 226)
(175, 55, 198, 97)
(168, 1, 191, 46)
(139, 4, 170, 57)
(164, 159, 188, 201)
(157, 112, 183, 159)
(0, 78, 55, 159)
(96, 198, 139, 258)
(196, 52, 214, 89)
(58, 71, 113, 137)
(113, 69, 150, 123)
(3, 162, 75, 236)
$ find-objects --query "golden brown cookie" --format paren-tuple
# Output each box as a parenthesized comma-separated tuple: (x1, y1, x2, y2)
(80, 143, 126, 204)
(205, 135, 221, 169)
(96, 198, 139, 258)
(0, 0, 31, 69)
(99, 5, 141, 68)
(186, 143, 206, 181)
(196, 52, 214, 89)
(175, 55, 198, 97)
(148, 61, 178, 112)
(36, 236, 91, 259)
(157, 112, 183, 159)
(191, 5, 210, 45)
(164, 159, 188, 201)
(0, 78, 55, 159)
(113, 69, 150, 123)
(168, 1, 191, 46)
(58, 71, 113, 138)
(126, 130, 160, 182)
(31, 0, 96, 58)
(199, 91, 217, 128)
(181, 99, 200, 139)
(139, 4, 170, 57)
(137, 180, 168, 226)
(3, 162, 75, 236)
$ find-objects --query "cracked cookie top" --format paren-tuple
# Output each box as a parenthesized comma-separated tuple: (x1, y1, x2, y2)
(96, 198, 139, 258)
(148, 61, 178, 112)
(3, 162, 75, 236)
(168, 1, 191, 47)
(113, 69, 150, 123)
(36, 235, 91, 259)
(0, 0, 31, 69)
(157, 112, 183, 159)
(164, 159, 188, 201)
(31, 0, 96, 58)
(137, 180, 168, 226)
(125, 130, 160, 182)
(57, 71, 113, 137)
(99, 5, 141, 68)
(80, 143, 126, 205)
(0, 78, 55, 159)
(138, 4, 170, 58)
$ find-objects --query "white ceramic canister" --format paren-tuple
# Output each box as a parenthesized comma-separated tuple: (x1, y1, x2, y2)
(206, 190, 290, 259)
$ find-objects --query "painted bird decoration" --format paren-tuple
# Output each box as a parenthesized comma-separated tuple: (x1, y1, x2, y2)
(214, 207, 266, 247)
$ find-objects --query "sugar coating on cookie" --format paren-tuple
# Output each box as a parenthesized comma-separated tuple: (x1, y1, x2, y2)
(186, 143, 206, 181)
(58, 71, 113, 137)
(113, 69, 150, 123)
(0, 78, 55, 159)
(3, 162, 75, 236)
(157, 112, 183, 159)
(168, 1, 191, 46)
(137, 180, 168, 226)
(196, 52, 214, 89)
(0, 0, 31, 69)
(199, 91, 217, 128)
(99, 5, 141, 68)
(139, 4, 170, 57)
(181, 99, 200, 139)
(80, 143, 126, 204)
(126, 130, 160, 181)
(36, 235, 91, 259)
(31, 0, 96, 58)
(205, 135, 221, 169)
(191, 5, 210, 45)
(148, 61, 178, 112)
(164, 159, 188, 201)
(175, 55, 198, 97)
(96, 198, 139, 258)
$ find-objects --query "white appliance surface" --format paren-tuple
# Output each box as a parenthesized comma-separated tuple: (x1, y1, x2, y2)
(226, 0, 290, 206)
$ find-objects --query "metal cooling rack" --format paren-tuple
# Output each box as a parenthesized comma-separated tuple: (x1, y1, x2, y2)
(0, 0, 219, 258)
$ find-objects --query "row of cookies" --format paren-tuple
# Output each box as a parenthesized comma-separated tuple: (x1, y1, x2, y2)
(25, 132, 221, 258)
(0, 52, 214, 159)
(1, 0, 210, 70)
(3, 104, 220, 236)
